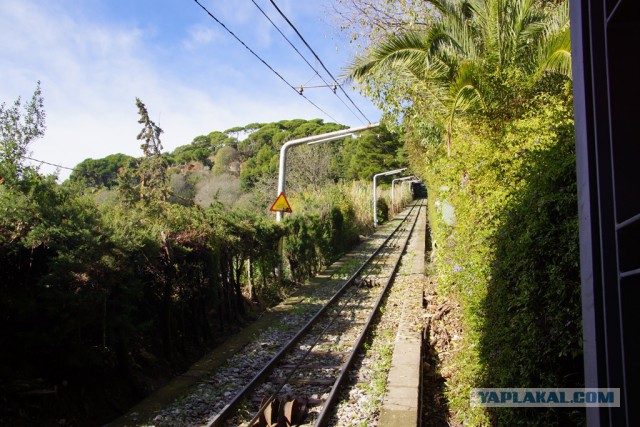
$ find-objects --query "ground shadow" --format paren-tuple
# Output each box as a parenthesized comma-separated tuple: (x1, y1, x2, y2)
(422, 325, 453, 427)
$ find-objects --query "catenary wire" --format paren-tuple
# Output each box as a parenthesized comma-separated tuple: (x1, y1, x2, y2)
(299, 83, 345, 89)
(192, 0, 339, 123)
(248, 0, 365, 125)
(267, 0, 372, 124)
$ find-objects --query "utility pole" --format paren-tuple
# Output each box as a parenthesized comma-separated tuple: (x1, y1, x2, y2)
(373, 168, 406, 227)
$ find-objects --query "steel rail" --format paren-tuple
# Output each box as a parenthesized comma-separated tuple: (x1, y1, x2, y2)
(243, 204, 419, 427)
(205, 203, 418, 427)
(245, 202, 420, 427)
(314, 202, 422, 426)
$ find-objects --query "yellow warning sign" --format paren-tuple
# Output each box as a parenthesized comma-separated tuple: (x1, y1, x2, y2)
(270, 192, 292, 213)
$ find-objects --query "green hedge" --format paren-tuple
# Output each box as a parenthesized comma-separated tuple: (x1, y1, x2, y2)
(421, 92, 584, 425)
(1, 170, 370, 423)
(283, 205, 360, 283)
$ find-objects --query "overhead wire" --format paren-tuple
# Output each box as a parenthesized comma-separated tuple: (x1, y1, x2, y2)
(22, 156, 75, 171)
(248, 0, 365, 125)
(267, 0, 372, 124)
(299, 83, 345, 90)
(191, 0, 339, 123)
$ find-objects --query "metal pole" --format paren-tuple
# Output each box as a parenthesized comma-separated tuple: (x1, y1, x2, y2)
(276, 123, 379, 222)
(373, 174, 378, 227)
(391, 176, 416, 214)
(274, 123, 380, 281)
(373, 168, 406, 227)
(391, 179, 395, 213)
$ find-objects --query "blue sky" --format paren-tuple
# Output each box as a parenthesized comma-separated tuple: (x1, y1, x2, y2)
(0, 0, 381, 179)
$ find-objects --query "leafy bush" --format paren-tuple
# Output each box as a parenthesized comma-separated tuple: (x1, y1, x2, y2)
(69, 153, 137, 188)
(1, 92, 379, 424)
(420, 92, 582, 425)
(283, 207, 359, 284)
(479, 96, 582, 425)
(376, 196, 389, 224)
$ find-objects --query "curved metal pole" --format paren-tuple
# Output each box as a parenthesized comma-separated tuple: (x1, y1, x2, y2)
(391, 175, 416, 214)
(373, 168, 406, 227)
(276, 123, 379, 221)
(274, 123, 380, 280)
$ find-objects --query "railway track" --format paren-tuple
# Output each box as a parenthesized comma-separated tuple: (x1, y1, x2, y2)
(205, 202, 423, 427)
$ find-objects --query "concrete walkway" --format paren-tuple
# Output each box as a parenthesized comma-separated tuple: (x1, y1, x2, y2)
(378, 202, 427, 426)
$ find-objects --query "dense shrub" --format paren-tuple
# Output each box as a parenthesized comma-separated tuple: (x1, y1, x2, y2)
(283, 206, 360, 284)
(0, 178, 289, 423)
(375, 196, 389, 225)
(420, 92, 582, 425)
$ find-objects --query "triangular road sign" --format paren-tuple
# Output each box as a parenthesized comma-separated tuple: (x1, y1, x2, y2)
(270, 192, 292, 213)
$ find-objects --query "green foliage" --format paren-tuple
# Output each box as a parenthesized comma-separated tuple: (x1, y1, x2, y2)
(283, 206, 359, 284)
(479, 94, 582, 425)
(136, 98, 163, 157)
(70, 153, 137, 188)
(120, 98, 169, 206)
(211, 145, 240, 176)
(340, 125, 404, 180)
(0, 82, 45, 185)
(347, 0, 570, 155)
(421, 92, 582, 425)
(375, 196, 389, 224)
(167, 131, 236, 167)
(344, 1, 580, 424)
(240, 144, 278, 191)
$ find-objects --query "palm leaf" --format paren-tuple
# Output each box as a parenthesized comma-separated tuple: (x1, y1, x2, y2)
(345, 32, 430, 81)
(445, 61, 485, 156)
(448, 62, 484, 117)
(535, 1, 571, 79)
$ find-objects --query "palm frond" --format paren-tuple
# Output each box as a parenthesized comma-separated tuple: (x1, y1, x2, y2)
(537, 27, 571, 78)
(444, 61, 485, 156)
(535, 1, 572, 79)
(345, 32, 429, 81)
(448, 61, 485, 115)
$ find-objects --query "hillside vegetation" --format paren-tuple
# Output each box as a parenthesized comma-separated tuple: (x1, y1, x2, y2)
(341, 0, 582, 425)
(0, 91, 412, 424)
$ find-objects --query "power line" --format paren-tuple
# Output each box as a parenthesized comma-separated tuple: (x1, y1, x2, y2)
(22, 156, 75, 171)
(267, 0, 372, 124)
(191, 0, 339, 123)
(298, 83, 345, 90)
(248, 0, 365, 125)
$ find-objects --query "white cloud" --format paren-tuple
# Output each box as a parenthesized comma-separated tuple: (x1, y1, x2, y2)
(183, 23, 220, 50)
(1, 0, 380, 181)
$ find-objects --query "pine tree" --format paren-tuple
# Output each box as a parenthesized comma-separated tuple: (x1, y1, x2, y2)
(124, 98, 168, 204)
